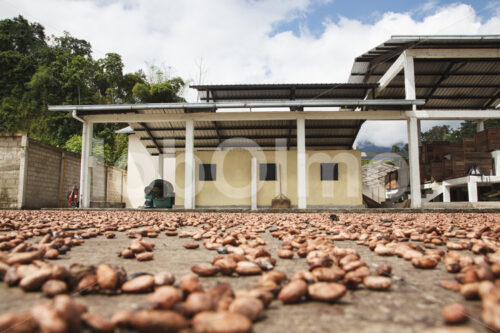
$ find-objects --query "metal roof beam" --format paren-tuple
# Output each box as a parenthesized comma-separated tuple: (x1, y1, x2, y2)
(382, 95, 496, 100)
(139, 134, 355, 141)
(351, 71, 500, 76)
(139, 122, 162, 154)
(146, 143, 353, 149)
(49, 99, 424, 112)
(190, 83, 379, 90)
(83, 109, 500, 123)
(376, 52, 406, 93)
(482, 88, 500, 109)
(133, 125, 360, 131)
(406, 48, 500, 58)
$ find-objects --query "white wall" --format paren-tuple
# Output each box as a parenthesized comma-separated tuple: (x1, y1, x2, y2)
(126, 134, 175, 208)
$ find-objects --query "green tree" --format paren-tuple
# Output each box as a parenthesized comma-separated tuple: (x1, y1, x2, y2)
(391, 143, 408, 153)
(420, 125, 457, 144)
(132, 77, 185, 103)
(0, 16, 186, 169)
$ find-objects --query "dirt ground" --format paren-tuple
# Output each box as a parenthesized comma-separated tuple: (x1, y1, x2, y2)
(0, 211, 495, 333)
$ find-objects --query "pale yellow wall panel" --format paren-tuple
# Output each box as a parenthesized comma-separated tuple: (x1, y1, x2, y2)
(175, 149, 362, 208)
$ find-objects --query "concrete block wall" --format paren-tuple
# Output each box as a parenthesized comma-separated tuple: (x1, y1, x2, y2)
(0, 134, 127, 209)
(0, 134, 23, 208)
(106, 165, 126, 203)
(60, 154, 81, 207)
(24, 140, 68, 208)
(91, 164, 107, 202)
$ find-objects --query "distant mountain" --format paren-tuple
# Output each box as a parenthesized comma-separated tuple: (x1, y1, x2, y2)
(356, 142, 394, 153)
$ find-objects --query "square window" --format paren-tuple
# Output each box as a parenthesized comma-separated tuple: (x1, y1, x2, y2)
(259, 163, 277, 181)
(321, 163, 338, 181)
(199, 164, 216, 181)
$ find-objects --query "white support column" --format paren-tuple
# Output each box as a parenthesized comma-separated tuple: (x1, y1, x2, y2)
(79, 121, 93, 208)
(491, 151, 500, 176)
(442, 183, 451, 202)
(404, 52, 416, 108)
(404, 52, 422, 209)
(467, 178, 478, 202)
(17, 135, 29, 209)
(297, 118, 307, 209)
(407, 117, 422, 208)
(476, 120, 485, 132)
(184, 119, 194, 209)
(157, 154, 164, 180)
(251, 157, 257, 210)
(79, 121, 87, 208)
(417, 120, 422, 147)
(192, 159, 196, 209)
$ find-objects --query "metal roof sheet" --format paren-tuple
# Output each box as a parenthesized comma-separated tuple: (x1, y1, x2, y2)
(191, 83, 378, 102)
(348, 35, 500, 110)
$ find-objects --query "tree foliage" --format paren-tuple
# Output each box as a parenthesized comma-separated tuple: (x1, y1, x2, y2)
(0, 16, 185, 168)
(420, 120, 500, 145)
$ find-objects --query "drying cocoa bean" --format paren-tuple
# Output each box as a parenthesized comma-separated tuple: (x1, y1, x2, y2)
(44, 248, 59, 260)
(19, 268, 52, 291)
(42, 279, 68, 297)
(154, 272, 176, 286)
(136, 252, 154, 261)
(411, 256, 438, 269)
(375, 264, 392, 276)
(312, 266, 345, 282)
(184, 292, 215, 316)
(363, 276, 392, 291)
(120, 249, 134, 259)
(82, 312, 114, 332)
(7, 251, 42, 265)
(30, 303, 67, 333)
(277, 249, 294, 259)
(439, 280, 461, 292)
(0, 313, 37, 333)
(229, 296, 263, 321)
(96, 264, 118, 290)
(129, 310, 189, 333)
(307, 282, 346, 302)
(184, 242, 200, 249)
(191, 263, 220, 277)
(235, 261, 262, 275)
(192, 311, 252, 333)
(122, 275, 154, 293)
(442, 303, 467, 324)
(214, 257, 237, 275)
(180, 274, 204, 294)
(460, 283, 479, 299)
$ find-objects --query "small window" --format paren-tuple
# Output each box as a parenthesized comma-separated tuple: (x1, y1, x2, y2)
(259, 163, 277, 181)
(321, 163, 338, 181)
(199, 164, 216, 181)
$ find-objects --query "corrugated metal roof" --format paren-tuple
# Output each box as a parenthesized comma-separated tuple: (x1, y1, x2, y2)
(191, 83, 378, 102)
(348, 35, 500, 110)
(136, 118, 361, 154)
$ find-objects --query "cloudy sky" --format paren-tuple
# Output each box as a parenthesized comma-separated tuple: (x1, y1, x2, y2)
(1, 0, 499, 148)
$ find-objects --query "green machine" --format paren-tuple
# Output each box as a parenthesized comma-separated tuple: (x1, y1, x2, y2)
(144, 179, 175, 208)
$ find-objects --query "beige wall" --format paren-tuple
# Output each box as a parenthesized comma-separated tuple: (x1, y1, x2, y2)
(175, 149, 362, 208)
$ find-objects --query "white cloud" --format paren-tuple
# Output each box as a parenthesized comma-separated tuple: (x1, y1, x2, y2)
(1, 0, 499, 147)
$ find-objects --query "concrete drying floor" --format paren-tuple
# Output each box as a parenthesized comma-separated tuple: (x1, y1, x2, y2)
(0, 216, 493, 333)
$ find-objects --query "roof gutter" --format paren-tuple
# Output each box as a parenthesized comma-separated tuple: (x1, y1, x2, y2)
(72, 110, 85, 123)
